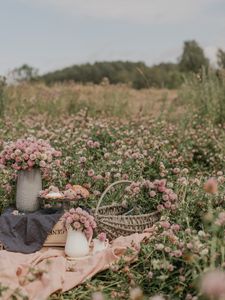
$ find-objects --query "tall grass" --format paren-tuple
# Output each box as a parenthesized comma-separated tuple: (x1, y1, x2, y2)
(0, 77, 6, 118)
(3, 72, 225, 125)
(178, 68, 225, 125)
(3, 82, 176, 119)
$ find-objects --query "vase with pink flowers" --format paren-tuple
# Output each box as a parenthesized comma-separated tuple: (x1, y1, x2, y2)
(0, 137, 62, 212)
(62, 207, 97, 258)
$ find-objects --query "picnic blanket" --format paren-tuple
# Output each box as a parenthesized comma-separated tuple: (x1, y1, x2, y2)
(0, 208, 63, 253)
(0, 230, 152, 300)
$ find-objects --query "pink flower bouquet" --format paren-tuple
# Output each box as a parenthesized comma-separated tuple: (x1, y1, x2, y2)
(0, 137, 62, 171)
(97, 232, 107, 242)
(62, 207, 97, 239)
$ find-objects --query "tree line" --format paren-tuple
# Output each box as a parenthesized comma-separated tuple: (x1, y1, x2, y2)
(10, 40, 225, 89)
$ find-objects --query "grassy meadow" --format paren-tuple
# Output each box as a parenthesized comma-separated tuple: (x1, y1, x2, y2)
(1, 71, 225, 299)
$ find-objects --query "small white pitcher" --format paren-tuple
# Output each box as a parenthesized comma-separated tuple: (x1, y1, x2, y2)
(92, 238, 109, 254)
(65, 227, 91, 258)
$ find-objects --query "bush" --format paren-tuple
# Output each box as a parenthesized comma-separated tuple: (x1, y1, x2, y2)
(40, 61, 182, 90)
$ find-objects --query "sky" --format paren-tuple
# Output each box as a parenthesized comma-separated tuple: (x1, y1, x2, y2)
(0, 0, 225, 75)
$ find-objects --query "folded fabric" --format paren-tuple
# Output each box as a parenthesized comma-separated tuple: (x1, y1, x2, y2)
(0, 208, 64, 253)
(0, 231, 151, 300)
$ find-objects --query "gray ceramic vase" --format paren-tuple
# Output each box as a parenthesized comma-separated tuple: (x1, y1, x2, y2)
(16, 168, 42, 212)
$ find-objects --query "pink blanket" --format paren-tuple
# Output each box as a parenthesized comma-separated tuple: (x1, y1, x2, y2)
(0, 232, 151, 300)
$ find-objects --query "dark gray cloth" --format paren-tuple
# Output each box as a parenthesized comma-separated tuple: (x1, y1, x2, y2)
(0, 208, 64, 254)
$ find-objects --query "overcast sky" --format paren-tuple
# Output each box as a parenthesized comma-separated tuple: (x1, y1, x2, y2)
(0, 0, 225, 75)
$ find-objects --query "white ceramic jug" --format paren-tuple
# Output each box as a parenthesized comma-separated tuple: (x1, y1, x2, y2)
(92, 238, 109, 254)
(65, 227, 91, 258)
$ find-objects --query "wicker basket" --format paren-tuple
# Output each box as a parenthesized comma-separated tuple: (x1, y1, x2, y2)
(94, 180, 160, 239)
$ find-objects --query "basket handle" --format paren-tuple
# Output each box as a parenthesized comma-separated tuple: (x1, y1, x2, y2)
(95, 180, 132, 215)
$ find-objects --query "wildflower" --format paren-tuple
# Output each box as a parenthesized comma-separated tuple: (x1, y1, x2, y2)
(93, 141, 100, 148)
(27, 160, 34, 168)
(162, 194, 169, 201)
(168, 264, 174, 272)
(104, 153, 110, 159)
(164, 201, 171, 209)
(130, 287, 143, 300)
(40, 160, 46, 168)
(171, 224, 180, 232)
(25, 148, 32, 155)
(93, 190, 101, 196)
(178, 177, 188, 186)
(114, 172, 121, 179)
(157, 205, 164, 212)
(204, 178, 218, 194)
(179, 275, 186, 282)
(98, 232, 107, 242)
(169, 193, 178, 202)
(29, 153, 36, 161)
(133, 187, 140, 194)
(4, 183, 12, 193)
(15, 149, 22, 156)
(55, 159, 61, 166)
(215, 212, 225, 226)
(80, 216, 87, 224)
(155, 243, 164, 251)
(23, 153, 29, 160)
(87, 140, 93, 148)
(217, 171, 223, 176)
(173, 167, 180, 174)
(164, 247, 171, 253)
(218, 176, 225, 184)
(84, 221, 90, 228)
(200, 248, 209, 256)
(158, 186, 166, 193)
(122, 173, 129, 180)
(187, 242, 193, 249)
(173, 250, 182, 257)
(198, 230, 206, 237)
(149, 191, 156, 197)
(104, 172, 111, 179)
(92, 292, 104, 300)
(200, 270, 225, 299)
(131, 153, 139, 159)
(160, 221, 170, 229)
(182, 168, 189, 174)
(87, 169, 95, 177)
(185, 228, 191, 234)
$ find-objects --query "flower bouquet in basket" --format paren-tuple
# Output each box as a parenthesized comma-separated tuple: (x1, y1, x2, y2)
(0, 137, 62, 212)
(62, 207, 97, 258)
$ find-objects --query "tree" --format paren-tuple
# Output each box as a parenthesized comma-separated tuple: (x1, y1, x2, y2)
(179, 40, 209, 73)
(10, 64, 38, 82)
(40, 60, 183, 89)
(217, 48, 225, 69)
